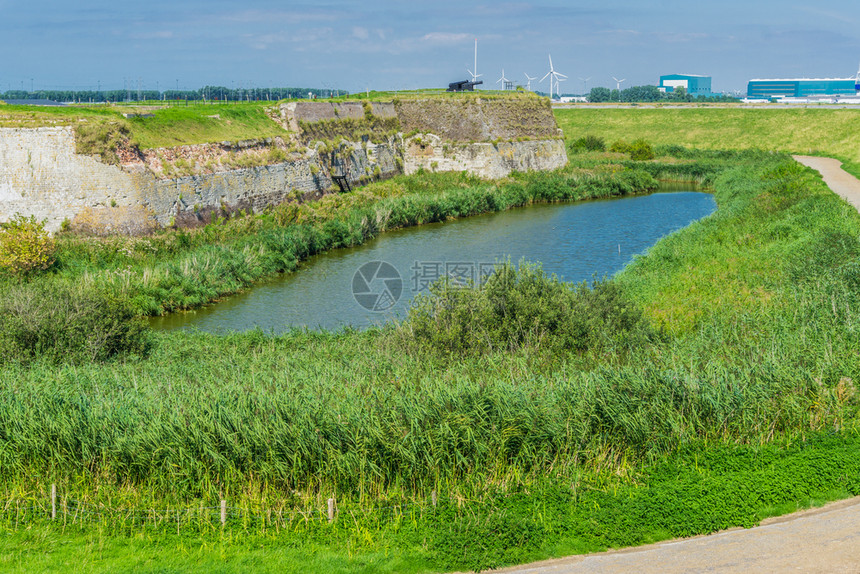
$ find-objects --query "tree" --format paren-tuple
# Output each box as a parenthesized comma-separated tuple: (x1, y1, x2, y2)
(587, 87, 611, 103)
(671, 86, 691, 102)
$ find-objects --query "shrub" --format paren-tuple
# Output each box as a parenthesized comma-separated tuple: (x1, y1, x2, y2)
(0, 282, 150, 364)
(629, 139, 655, 161)
(570, 134, 606, 153)
(610, 140, 631, 154)
(400, 261, 652, 355)
(0, 215, 56, 275)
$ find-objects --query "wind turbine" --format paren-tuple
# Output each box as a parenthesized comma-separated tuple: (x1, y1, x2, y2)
(555, 76, 567, 97)
(524, 73, 537, 91)
(467, 38, 481, 86)
(578, 76, 591, 95)
(497, 69, 510, 91)
(540, 54, 567, 100)
(612, 76, 626, 91)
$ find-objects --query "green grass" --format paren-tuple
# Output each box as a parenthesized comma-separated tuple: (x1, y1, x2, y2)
(3, 144, 860, 570)
(127, 105, 289, 149)
(0, 92, 542, 150)
(2, 432, 857, 573)
(555, 107, 860, 173)
(0, 102, 288, 149)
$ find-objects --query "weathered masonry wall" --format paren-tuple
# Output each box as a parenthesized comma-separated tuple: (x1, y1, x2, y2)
(403, 135, 567, 179)
(0, 127, 151, 233)
(0, 98, 567, 233)
(395, 97, 559, 142)
(0, 127, 400, 232)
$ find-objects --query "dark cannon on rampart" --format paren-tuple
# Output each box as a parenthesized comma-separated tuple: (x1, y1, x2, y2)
(447, 80, 483, 92)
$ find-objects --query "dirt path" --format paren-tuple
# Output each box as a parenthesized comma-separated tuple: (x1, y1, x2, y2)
(794, 156, 860, 212)
(485, 158, 860, 574)
(491, 497, 860, 574)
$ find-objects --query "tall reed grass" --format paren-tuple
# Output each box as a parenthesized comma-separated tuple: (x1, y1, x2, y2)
(1, 149, 859, 572)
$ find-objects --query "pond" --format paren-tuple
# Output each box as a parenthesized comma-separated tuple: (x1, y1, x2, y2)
(150, 187, 715, 333)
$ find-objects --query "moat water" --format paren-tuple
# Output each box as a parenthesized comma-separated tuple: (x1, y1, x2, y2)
(150, 186, 715, 333)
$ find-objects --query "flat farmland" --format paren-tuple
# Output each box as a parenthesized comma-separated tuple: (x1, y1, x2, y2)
(555, 106, 860, 175)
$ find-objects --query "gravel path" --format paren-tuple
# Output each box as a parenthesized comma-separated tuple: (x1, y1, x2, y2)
(491, 497, 860, 574)
(483, 158, 860, 574)
(793, 156, 860, 212)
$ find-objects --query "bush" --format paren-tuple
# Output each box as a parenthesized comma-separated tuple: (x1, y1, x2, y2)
(610, 139, 654, 161)
(629, 139, 655, 161)
(0, 215, 56, 275)
(0, 282, 150, 364)
(570, 134, 606, 153)
(609, 140, 632, 154)
(399, 261, 652, 355)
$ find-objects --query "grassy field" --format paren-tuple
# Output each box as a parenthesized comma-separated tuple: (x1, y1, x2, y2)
(0, 102, 289, 149)
(555, 107, 860, 175)
(1, 146, 860, 571)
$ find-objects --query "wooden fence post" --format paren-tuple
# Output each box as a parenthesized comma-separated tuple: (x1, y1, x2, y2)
(431, 490, 437, 507)
(327, 498, 335, 522)
(220, 499, 227, 526)
(51, 484, 56, 520)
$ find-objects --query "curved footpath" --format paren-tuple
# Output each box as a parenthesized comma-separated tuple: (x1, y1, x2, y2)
(490, 497, 860, 574)
(794, 156, 860, 211)
(483, 157, 860, 574)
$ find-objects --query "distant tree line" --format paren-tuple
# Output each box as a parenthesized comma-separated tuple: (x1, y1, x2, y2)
(586, 85, 738, 103)
(0, 86, 348, 103)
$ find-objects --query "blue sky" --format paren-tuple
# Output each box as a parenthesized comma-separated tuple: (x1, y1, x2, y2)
(2, 0, 859, 94)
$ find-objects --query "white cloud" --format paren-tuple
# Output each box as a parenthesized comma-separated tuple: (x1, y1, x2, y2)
(421, 32, 470, 44)
(352, 26, 369, 40)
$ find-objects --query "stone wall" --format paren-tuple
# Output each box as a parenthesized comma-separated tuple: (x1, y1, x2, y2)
(0, 127, 151, 232)
(403, 135, 567, 179)
(395, 97, 559, 142)
(276, 101, 397, 132)
(0, 127, 402, 232)
(0, 98, 567, 234)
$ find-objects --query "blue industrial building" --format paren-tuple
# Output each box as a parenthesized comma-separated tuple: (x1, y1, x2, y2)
(746, 78, 858, 99)
(659, 74, 713, 97)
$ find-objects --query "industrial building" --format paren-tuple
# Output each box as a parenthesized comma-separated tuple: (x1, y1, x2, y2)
(658, 74, 713, 97)
(746, 78, 858, 99)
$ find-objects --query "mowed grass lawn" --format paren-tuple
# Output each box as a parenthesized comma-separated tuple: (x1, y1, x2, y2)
(555, 107, 860, 174)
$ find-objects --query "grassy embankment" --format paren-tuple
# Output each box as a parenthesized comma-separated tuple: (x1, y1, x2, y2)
(0, 102, 289, 149)
(1, 140, 860, 572)
(556, 106, 860, 177)
(0, 91, 542, 149)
